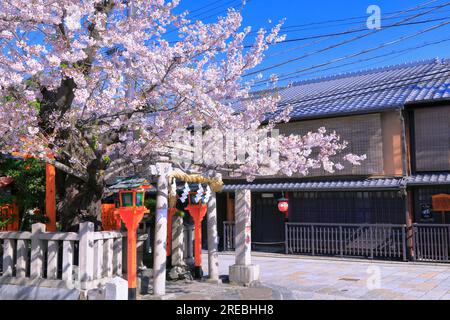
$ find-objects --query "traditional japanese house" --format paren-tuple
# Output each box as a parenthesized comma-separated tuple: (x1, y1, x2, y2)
(219, 58, 450, 262)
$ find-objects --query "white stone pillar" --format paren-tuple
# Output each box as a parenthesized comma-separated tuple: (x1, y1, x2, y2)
(79, 222, 95, 290)
(207, 191, 220, 282)
(30, 223, 45, 279)
(171, 216, 185, 266)
(229, 189, 260, 286)
(153, 162, 172, 296)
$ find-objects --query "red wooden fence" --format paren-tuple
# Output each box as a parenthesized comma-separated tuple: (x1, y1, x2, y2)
(0, 201, 19, 231)
(101, 204, 121, 231)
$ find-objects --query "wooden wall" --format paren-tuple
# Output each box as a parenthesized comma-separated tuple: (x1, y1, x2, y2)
(414, 105, 450, 172)
(222, 111, 407, 180)
(276, 113, 384, 177)
(381, 111, 403, 176)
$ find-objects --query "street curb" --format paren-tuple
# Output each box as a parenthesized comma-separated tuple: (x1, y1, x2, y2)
(217, 252, 450, 268)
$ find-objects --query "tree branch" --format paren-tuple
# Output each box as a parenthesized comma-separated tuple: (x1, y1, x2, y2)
(48, 159, 89, 182)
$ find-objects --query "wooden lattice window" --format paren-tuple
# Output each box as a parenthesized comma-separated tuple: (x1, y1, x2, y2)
(277, 113, 383, 177)
(414, 106, 450, 172)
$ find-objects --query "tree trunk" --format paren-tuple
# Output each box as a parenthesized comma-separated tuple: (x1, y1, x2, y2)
(57, 159, 105, 231)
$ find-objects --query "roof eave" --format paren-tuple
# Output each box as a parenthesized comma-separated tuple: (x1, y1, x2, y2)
(403, 97, 450, 109)
(287, 105, 403, 123)
(407, 182, 450, 187)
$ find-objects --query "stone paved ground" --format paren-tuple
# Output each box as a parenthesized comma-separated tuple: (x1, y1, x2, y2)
(141, 280, 280, 300)
(141, 252, 450, 300)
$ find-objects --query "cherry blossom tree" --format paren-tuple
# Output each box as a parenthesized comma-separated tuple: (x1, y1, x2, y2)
(0, 0, 365, 229)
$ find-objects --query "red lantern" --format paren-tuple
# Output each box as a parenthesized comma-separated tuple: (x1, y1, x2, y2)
(184, 192, 208, 279)
(115, 188, 149, 300)
(278, 197, 289, 213)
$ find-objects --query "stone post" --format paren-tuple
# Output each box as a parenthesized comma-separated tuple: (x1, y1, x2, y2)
(171, 216, 185, 266)
(79, 222, 95, 291)
(229, 189, 260, 286)
(184, 224, 195, 266)
(105, 277, 128, 300)
(207, 191, 220, 283)
(30, 223, 46, 279)
(153, 162, 172, 296)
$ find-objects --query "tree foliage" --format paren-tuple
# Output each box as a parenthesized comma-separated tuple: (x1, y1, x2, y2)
(0, 1, 365, 228)
(0, 157, 45, 209)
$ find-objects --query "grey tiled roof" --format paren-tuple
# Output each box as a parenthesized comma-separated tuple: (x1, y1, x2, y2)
(222, 173, 450, 192)
(105, 172, 450, 197)
(263, 58, 450, 120)
(107, 177, 153, 191)
(406, 173, 450, 186)
(105, 173, 450, 195)
(222, 178, 402, 192)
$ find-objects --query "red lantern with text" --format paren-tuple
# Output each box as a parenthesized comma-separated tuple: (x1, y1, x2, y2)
(114, 188, 149, 300)
(278, 197, 289, 215)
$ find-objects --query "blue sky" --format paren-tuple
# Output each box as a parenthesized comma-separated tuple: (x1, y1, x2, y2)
(173, 0, 450, 87)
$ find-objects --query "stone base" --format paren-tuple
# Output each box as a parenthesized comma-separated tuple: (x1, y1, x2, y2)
(106, 277, 128, 300)
(87, 288, 105, 300)
(194, 266, 203, 279)
(185, 258, 195, 267)
(166, 257, 173, 269)
(168, 265, 194, 282)
(229, 264, 260, 286)
(0, 284, 80, 300)
(149, 293, 176, 300)
(205, 278, 223, 285)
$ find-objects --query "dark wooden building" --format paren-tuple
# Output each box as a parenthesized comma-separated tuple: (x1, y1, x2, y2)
(218, 59, 450, 261)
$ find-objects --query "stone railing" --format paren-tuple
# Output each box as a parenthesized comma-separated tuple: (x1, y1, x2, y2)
(0, 222, 125, 294)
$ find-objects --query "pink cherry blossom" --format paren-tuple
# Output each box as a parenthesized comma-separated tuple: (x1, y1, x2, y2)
(0, 0, 365, 185)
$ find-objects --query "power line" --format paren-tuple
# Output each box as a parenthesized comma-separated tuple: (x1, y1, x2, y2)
(245, 0, 444, 40)
(264, 67, 450, 110)
(334, 52, 428, 79)
(245, 1, 450, 77)
(277, 8, 450, 34)
(187, 0, 227, 15)
(264, 35, 330, 60)
(254, 5, 450, 60)
(188, 0, 241, 20)
(261, 37, 450, 85)
(166, 0, 248, 36)
(252, 69, 450, 123)
(262, 7, 450, 61)
(248, 16, 450, 48)
(263, 2, 446, 34)
(174, 0, 444, 46)
(193, 0, 246, 22)
(191, 1, 246, 23)
(252, 18, 450, 86)
(277, 1, 441, 31)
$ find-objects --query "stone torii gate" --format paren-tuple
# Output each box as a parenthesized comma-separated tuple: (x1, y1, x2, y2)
(151, 162, 260, 296)
(151, 163, 224, 296)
